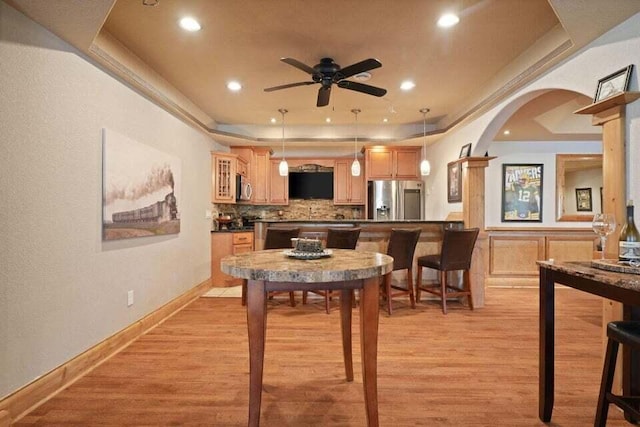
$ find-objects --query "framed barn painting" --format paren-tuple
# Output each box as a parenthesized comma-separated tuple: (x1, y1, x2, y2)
(102, 129, 181, 240)
(501, 164, 543, 222)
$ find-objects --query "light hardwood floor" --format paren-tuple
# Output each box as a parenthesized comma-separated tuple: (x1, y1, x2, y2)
(16, 288, 629, 426)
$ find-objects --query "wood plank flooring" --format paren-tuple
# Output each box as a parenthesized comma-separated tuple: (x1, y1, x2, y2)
(16, 288, 630, 426)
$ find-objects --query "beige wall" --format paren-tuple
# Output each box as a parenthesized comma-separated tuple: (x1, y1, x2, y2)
(0, 3, 222, 398)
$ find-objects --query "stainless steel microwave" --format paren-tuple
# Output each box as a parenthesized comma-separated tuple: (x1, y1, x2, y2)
(236, 174, 252, 201)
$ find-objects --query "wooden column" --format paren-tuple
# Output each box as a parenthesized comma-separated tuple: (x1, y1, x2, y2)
(575, 91, 640, 392)
(459, 156, 496, 308)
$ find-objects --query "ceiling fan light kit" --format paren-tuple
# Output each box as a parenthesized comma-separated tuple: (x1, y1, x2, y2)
(264, 57, 387, 107)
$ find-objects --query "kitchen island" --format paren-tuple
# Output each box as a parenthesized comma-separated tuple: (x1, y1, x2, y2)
(254, 220, 465, 301)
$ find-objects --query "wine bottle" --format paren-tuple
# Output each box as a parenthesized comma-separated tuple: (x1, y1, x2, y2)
(619, 200, 640, 264)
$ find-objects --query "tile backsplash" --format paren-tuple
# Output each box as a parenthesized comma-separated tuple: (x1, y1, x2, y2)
(213, 199, 363, 221)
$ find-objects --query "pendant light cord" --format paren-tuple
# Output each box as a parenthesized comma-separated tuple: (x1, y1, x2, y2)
(279, 108, 287, 159)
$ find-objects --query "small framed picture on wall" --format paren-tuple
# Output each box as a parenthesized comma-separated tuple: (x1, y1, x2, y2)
(576, 188, 593, 212)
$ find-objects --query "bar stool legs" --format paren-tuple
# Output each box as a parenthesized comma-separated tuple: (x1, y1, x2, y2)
(594, 321, 640, 426)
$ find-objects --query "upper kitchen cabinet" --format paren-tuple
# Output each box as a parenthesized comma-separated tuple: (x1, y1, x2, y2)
(212, 152, 237, 204)
(251, 148, 271, 204)
(334, 159, 365, 205)
(365, 147, 421, 180)
(268, 159, 289, 205)
(230, 147, 251, 177)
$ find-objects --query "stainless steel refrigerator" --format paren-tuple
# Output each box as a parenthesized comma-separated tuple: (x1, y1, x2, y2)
(367, 180, 424, 220)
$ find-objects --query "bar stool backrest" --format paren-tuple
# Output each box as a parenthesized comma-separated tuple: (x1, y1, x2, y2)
(264, 228, 300, 250)
(440, 228, 480, 271)
(387, 228, 422, 271)
(326, 228, 361, 250)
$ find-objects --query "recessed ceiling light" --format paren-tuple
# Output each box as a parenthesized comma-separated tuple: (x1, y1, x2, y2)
(179, 17, 201, 32)
(227, 81, 242, 92)
(270, 118, 276, 124)
(383, 118, 388, 123)
(400, 80, 415, 91)
(503, 130, 511, 135)
(325, 117, 331, 123)
(437, 13, 460, 28)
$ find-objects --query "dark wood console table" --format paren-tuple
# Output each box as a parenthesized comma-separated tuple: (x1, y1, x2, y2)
(538, 260, 640, 422)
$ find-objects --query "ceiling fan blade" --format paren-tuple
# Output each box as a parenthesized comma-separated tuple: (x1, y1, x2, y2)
(264, 81, 316, 92)
(281, 57, 316, 75)
(337, 80, 387, 97)
(317, 86, 331, 107)
(336, 58, 382, 80)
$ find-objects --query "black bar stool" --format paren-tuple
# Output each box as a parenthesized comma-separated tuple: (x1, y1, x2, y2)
(381, 228, 421, 315)
(241, 227, 300, 306)
(415, 228, 479, 314)
(595, 321, 640, 426)
(302, 228, 361, 313)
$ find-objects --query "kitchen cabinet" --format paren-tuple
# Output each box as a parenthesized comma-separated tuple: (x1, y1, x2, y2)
(333, 159, 365, 205)
(212, 153, 236, 204)
(268, 159, 289, 204)
(365, 147, 421, 180)
(211, 231, 254, 287)
(251, 148, 270, 204)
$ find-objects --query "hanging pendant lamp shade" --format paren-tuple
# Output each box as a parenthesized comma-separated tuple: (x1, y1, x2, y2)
(420, 108, 431, 176)
(278, 108, 288, 177)
(351, 108, 361, 177)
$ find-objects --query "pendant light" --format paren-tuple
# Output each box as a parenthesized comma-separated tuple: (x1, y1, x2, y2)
(351, 108, 361, 176)
(419, 108, 431, 176)
(278, 108, 288, 177)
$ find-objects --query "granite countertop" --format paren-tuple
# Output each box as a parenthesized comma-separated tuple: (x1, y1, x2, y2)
(221, 248, 393, 282)
(211, 227, 254, 233)
(537, 260, 640, 290)
(255, 219, 460, 224)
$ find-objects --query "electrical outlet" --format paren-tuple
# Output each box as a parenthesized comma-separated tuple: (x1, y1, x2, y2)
(127, 290, 134, 307)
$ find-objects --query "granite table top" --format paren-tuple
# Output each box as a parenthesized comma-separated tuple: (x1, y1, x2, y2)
(537, 260, 640, 291)
(221, 248, 394, 283)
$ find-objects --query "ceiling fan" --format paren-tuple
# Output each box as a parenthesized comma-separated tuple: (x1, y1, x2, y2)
(264, 57, 387, 107)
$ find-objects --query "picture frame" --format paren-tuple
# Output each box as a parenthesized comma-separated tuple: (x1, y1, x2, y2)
(501, 164, 543, 222)
(593, 65, 633, 103)
(575, 188, 593, 212)
(600, 187, 603, 213)
(447, 161, 462, 203)
(459, 143, 472, 159)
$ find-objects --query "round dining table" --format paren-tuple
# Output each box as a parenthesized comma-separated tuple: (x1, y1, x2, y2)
(221, 248, 393, 427)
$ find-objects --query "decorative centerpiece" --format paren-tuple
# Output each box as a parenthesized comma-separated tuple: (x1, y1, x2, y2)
(292, 238, 323, 252)
(285, 238, 332, 259)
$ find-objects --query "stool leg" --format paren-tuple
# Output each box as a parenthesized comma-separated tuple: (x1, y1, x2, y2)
(440, 271, 447, 315)
(386, 274, 393, 315)
(464, 269, 474, 310)
(325, 291, 330, 314)
(595, 338, 619, 427)
(416, 266, 422, 303)
(241, 279, 247, 306)
(407, 267, 416, 309)
(289, 291, 296, 307)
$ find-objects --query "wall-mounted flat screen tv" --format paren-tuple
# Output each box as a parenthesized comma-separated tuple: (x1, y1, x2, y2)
(288, 172, 334, 199)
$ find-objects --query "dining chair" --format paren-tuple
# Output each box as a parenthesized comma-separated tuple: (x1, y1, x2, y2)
(241, 227, 300, 306)
(415, 227, 479, 314)
(381, 228, 421, 315)
(302, 227, 361, 313)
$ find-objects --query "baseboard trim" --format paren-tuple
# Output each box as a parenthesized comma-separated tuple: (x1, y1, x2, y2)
(0, 278, 212, 424)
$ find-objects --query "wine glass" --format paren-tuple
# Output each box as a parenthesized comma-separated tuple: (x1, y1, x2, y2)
(592, 213, 617, 260)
